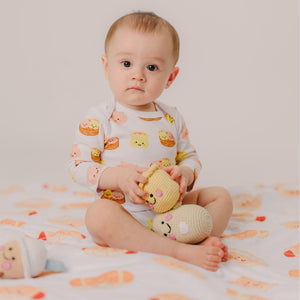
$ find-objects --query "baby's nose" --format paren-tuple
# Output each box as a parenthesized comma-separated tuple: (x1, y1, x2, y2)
(131, 69, 146, 82)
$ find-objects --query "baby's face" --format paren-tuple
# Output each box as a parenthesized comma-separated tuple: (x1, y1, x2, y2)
(102, 25, 179, 111)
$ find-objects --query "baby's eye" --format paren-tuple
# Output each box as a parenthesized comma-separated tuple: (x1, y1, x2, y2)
(147, 64, 158, 71)
(122, 61, 131, 68)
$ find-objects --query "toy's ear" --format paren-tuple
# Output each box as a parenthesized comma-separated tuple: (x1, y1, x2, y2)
(139, 164, 159, 190)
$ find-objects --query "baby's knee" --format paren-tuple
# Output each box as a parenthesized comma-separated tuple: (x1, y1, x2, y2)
(85, 199, 117, 244)
(216, 187, 233, 212)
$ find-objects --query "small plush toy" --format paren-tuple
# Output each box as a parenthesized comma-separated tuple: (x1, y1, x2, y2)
(140, 164, 213, 244)
(0, 234, 64, 279)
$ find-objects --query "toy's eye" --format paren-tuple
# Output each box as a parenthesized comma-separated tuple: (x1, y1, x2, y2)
(149, 194, 153, 198)
(164, 233, 167, 236)
(161, 221, 164, 224)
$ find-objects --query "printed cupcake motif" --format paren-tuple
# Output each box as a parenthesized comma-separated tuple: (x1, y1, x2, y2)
(181, 123, 188, 140)
(42, 184, 67, 192)
(232, 194, 261, 211)
(91, 148, 101, 163)
(289, 269, 300, 278)
(281, 221, 300, 230)
(154, 257, 205, 279)
(275, 182, 300, 199)
(87, 165, 104, 185)
(231, 212, 266, 222)
(0, 286, 45, 299)
(226, 289, 268, 300)
(164, 113, 175, 125)
(221, 230, 269, 240)
(82, 246, 136, 257)
(0, 219, 25, 228)
(15, 198, 52, 209)
(104, 137, 119, 150)
(229, 276, 277, 291)
(149, 293, 194, 300)
(70, 270, 134, 288)
(70, 144, 81, 159)
(158, 130, 175, 147)
(79, 118, 100, 136)
(151, 157, 171, 168)
(109, 111, 127, 124)
(228, 248, 268, 267)
(175, 151, 188, 164)
(101, 190, 125, 204)
(38, 230, 86, 243)
(130, 132, 149, 149)
(139, 116, 162, 121)
(48, 215, 84, 228)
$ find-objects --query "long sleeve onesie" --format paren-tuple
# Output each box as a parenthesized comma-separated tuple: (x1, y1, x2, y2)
(67, 99, 202, 224)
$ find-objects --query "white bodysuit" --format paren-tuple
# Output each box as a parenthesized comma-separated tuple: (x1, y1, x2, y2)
(68, 99, 202, 226)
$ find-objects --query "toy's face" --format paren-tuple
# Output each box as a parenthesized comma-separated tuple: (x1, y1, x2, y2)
(145, 189, 164, 210)
(158, 214, 177, 240)
(0, 240, 24, 279)
(153, 213, 189, 241)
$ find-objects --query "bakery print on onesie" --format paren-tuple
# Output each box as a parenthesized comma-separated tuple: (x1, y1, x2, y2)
(68, 98, 202, 227)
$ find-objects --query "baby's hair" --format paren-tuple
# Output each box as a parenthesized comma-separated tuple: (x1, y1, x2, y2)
(105, 11, 180, 64)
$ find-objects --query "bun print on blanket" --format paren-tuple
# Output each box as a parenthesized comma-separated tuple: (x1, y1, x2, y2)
(0, 230, 64, 279)
(139, 164, 213, 244)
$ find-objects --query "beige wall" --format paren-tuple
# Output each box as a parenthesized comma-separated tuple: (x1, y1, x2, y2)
(0, 0, 298, 187)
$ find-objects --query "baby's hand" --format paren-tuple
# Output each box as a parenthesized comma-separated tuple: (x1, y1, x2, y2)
(117, 167, 148, 205)
(163, 166, 188, 201)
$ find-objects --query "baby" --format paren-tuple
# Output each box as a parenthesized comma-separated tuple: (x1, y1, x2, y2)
(68, 11, 233, 271)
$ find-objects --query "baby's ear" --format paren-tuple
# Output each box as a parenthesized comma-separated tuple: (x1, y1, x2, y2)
(165, 67, 179, 89)
(101, 55, 109, 79)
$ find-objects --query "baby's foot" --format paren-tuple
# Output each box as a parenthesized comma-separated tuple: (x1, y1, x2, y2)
(202, 236, 228, 262)
(176, 241, 225, 272)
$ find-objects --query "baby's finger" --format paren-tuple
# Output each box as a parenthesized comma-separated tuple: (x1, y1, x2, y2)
(135, 174, 148, 184)
(163, 166, 172, 173)
(130, 181, 148, 198)
(179, 178, 187, 193)
(129, 191, 146, 205)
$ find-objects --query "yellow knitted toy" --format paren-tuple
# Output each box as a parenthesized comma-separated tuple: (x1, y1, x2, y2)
(139, 164, 180, 213)
(140, 164, 213, 244)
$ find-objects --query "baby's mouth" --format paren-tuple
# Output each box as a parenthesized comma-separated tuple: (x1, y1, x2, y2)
(128, 86, 144, 92)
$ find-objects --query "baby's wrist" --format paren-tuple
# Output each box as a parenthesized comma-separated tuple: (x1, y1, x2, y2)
(179, 165, 194, 187)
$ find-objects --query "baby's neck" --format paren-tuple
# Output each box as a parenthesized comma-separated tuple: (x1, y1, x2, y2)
(116, 100, 157, 112)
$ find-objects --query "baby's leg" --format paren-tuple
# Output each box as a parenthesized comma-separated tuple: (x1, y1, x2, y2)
(183, 186, 233, 261)
(85, 198, 225, 271)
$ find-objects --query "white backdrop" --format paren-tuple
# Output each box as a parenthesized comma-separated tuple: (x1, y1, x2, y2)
(0, 0, 298, 187)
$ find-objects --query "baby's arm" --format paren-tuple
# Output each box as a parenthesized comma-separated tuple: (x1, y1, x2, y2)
(98, 167, 148, 205)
